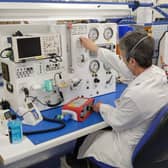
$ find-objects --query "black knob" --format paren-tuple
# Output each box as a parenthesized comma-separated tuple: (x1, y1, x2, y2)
(94, 78, 100, 83)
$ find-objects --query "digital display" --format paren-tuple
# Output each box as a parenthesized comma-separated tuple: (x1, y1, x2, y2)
(17, 37, 41, 59)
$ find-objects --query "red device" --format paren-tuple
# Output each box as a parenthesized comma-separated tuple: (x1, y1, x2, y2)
(62, 97, 95, 122)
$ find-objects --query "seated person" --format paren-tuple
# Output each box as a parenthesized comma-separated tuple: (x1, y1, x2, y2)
(76, 31, 168, 168)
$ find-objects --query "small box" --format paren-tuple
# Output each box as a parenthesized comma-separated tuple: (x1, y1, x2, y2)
(62, 97, 94, 122)
(8, 119, 23, 144)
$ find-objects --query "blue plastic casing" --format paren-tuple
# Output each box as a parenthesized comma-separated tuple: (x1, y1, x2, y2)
(8, 119, 23, 144)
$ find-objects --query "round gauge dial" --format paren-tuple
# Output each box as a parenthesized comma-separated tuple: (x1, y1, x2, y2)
(89, 60, 100, 73)
(88, 28, 99, 41)
(103, 27, 113, 40)
(103, 63, 111, 72)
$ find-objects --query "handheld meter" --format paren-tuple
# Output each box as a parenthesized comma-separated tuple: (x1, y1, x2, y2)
(62, 97, 94, 122)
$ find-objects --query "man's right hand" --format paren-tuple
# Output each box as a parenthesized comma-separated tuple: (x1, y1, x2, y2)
(80, 37, 98, 53)
(93, 102, 102, 113)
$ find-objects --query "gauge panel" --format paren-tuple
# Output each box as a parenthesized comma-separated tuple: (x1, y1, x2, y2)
(103, 63, 111, 72)
(103, 27, 113, 40)
(88, 28, 99, 41)
(89, 60, 100, 73)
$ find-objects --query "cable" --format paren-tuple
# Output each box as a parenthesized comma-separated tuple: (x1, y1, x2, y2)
(21, 89, 66, 135)
(54, 72, 62, 86)
(0, 99, 10, 109)
(27, 95, 64, 107)
(53, 73, 64, 106)
(27, 96, 48, 106)
(46, 98, 63, 107)
(22, 82, 64, 108)
(0, 47, 12, 59)
(22, 88, 61, 107)
(23, 115, 66, 135)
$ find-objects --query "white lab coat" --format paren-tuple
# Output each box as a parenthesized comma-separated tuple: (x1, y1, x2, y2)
(78, 48, 168, 168)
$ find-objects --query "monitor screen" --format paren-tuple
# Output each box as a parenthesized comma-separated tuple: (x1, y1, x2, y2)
(17, 37, 41, 59)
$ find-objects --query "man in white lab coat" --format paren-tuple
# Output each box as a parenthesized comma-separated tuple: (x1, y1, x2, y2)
(77, 31, 168, 168)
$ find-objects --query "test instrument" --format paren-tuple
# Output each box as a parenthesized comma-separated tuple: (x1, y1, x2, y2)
(62, 97, 94, 122)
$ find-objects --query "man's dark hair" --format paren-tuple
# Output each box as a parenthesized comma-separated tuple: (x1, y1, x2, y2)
(119, 31, 155, 68)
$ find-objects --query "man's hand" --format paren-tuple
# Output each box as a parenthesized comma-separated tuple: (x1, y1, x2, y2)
(80, 37, 98, 52)
(93, 102, 102, 112)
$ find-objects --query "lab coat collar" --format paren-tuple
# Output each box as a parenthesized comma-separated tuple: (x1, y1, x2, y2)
(129, 65, 158, 87)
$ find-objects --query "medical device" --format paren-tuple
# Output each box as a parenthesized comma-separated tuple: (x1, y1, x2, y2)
(62, 97, 94, 122)
(0, 23, 117, 115)
(10, 33, 62, 62)
(0, 25, 68, 112)
(67, 23, 117, 98)
(18, 100, 43, 125)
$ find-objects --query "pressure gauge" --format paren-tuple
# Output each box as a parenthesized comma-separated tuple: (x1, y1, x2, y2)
(103, 27, 113, 40)
(103, 63, 111, 72)
(89, 60, 100, 73)
(88, 28, 99, 41)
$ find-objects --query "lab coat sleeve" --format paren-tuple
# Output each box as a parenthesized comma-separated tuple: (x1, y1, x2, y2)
(99, 97, 142, 132)
(97, 48, 134, 80)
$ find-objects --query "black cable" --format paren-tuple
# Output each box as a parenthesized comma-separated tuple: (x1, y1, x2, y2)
(21, 91, 66, 135)
(27, 95, 63, 107)
(54, 72, 62, 87)
(21, 90, 66, 135)
(0, 47, 12, 58)
(46, 98, 63, 107)
(23, 84, 64, 108)
(0, 99, 10, 109)
(23, 115, 66, 135)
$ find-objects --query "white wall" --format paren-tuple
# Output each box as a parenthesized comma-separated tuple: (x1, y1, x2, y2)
(157, 0, 168, 3)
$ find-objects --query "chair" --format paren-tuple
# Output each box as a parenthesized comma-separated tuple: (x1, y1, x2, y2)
(89, 157, 114, 168)
(90, 103, 168, 168)
(132, 103, 168, 168)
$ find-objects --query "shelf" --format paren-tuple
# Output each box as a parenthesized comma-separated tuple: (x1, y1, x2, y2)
(0, 2, 131, 21)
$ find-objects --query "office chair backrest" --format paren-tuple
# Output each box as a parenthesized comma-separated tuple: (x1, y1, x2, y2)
(132, 103, 168, 168)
